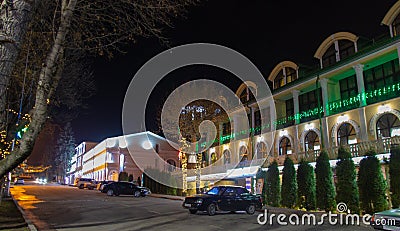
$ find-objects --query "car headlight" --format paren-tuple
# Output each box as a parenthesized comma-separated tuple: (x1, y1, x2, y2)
(195, 198, 203, 204)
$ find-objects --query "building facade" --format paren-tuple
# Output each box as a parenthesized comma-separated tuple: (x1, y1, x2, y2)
(183, 1, 400, 193)
(68, 132, 179, 183)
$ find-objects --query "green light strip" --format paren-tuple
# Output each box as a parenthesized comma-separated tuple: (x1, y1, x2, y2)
(198, 82, 400, 150)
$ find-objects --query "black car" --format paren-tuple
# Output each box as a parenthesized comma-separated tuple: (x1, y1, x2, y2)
(182, 185, 262, 216)
(101, 181, 151, 197)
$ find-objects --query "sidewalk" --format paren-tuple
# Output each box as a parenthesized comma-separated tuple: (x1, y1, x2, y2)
(0, 197, 29, 230)
(149, 193, 185, 201)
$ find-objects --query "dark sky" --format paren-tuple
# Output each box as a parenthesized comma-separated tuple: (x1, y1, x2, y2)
(71, 0, 398, 143)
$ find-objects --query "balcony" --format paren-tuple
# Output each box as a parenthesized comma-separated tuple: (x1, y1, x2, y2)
(293, 136, 400, 163)
(328, 98, 359, 116)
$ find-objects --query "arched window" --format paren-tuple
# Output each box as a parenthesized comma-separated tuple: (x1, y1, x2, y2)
(285, 67, 297, 84)
(274, 70, 285, 89)
(210, 153, 217, 164)
(239, 146, 248, 162)
(339, 40, 355, 60)
(376, 113, 400, 138)
(304, 131, 320, 152)
(256, 142, 268, 159)
(393, 14, 400, 36)
(279, 137, 291, 156)
(223, 150, 231, 164)
(337, 123, 357, 146)
(239, 86, 256, 103)
(322, 44, 337, 68)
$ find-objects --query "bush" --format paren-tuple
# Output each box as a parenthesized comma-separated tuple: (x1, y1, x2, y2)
(118, 172, 129, 181)
(390, 146, 400, 208)
(315, 150, 336, 211)
(358, 149, 388, 213)
(336, 146, 359, 213)
(297, 160, 316, 210)
(281, 157, 297, 208)
(265, 161, 280, 207)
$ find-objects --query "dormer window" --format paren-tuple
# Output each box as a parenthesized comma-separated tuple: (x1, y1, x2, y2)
(236, 82, 257, 104)
(314, 32, 358, 69)
(268, 61, 299, 90)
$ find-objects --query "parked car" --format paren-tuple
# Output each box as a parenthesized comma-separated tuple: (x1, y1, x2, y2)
(101, 182, 151, 197)
(14, 178, 24, 185)
(182, 185, 262, 216)
(371, 208, 400, 230)
(74, 178, 96, 189)
(96, 180, 114, 191)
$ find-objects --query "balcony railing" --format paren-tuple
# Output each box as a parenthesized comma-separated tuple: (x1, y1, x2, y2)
(294, 136, 400, 163)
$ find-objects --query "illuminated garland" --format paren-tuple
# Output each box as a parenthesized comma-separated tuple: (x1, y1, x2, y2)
(0, 109, 31, 159)
(197, 82, 400, 149)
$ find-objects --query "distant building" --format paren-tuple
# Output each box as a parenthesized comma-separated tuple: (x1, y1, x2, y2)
(68, 132, 178, 183)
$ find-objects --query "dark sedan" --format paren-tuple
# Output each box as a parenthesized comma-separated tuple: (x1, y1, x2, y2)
(182, 185, 262, 216)
(101, 182, 151, 197)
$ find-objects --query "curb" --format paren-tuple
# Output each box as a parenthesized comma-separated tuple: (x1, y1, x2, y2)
(11, 194, 38, 231)
(149, 194, 185, 201)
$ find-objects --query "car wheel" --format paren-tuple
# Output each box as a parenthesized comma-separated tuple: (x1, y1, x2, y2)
(106, 189, 114, 196)
(189, 209, 197, 214)
(246, 204, 256, 215)
(78, 184, 84, 189)
(134, 191, 141, 198)
(207, 203, 216, 216)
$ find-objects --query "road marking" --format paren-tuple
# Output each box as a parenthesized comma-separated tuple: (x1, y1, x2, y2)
(149, 210, 161, 214)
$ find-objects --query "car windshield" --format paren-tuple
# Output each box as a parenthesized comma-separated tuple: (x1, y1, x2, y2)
(206, 187, 220, 195)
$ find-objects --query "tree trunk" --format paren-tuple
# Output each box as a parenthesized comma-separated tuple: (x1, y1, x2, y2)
(0, 0, 77, 178)
(0, 0, 34, 129)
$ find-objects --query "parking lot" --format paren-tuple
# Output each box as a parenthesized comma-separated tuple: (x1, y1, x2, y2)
(11, 184, 373, 231)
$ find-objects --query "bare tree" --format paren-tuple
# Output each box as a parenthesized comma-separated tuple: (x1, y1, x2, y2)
(0, 0, 199, 178)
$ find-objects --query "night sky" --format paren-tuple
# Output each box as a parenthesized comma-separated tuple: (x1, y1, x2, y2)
(71, 0, 398, 144)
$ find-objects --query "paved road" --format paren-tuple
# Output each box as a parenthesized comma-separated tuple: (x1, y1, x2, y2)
(11, 184, 374, 231)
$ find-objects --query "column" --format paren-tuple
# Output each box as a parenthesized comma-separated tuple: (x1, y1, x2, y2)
(319, 78, 329, 116)
(292, 90, 300, 124)
(353, 64, 366, 107)
(358, 107, 368, 142)
(321, 117, 330, 149)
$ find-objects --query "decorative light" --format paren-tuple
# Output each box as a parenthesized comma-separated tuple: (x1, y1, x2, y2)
(209, 147, 215, 153)
(223, 144, 229, 151)
(305, 123, 314, 130)
(337, 114, 349, 124)
(257, 136, 264, 142)
(378, 104, 391, 114)
(279, 130, 288, 137)
(142, 141, 153, 150)
(287, 149, 292, 154)
(239, 141, 247, 147)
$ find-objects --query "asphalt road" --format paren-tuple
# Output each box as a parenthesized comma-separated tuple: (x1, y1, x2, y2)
(11, 183, 374, 231)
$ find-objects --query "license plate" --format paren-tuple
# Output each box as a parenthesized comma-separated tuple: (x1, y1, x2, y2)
(184, 203, 192, 207)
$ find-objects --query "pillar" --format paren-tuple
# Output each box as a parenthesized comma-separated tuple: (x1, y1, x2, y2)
(292, 90, 300, 124)
(358, 107, 368, 142)
(319, 78, 329, 116)
(353, 64, 366, 107)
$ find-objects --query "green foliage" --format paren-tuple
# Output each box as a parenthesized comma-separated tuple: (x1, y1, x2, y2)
(265, 161, 280, 207)
(390, 146, 400, 208)
(315, 150, 336, 211)
(257, 169, 268, 205)
(128, 174, 134, 182)
(358, 149, 388, 214)
(118, 172, 129, 181)
(336, 146, 359, 213)
(281, 157, 297, 208)
(297, 160, 316, 210)
(143, 168, 177, 195)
